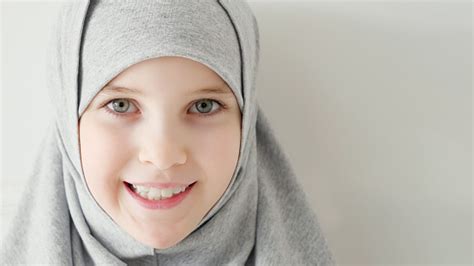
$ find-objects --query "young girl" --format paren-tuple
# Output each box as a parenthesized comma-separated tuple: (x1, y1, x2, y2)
(1, 0, 334, 265)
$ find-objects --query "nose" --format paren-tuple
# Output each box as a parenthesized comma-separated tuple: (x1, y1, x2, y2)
(138, 119, 187, 171)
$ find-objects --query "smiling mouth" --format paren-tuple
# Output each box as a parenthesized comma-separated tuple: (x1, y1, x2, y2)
(124, 181, 196, 201)
(124, 181, 196, 210)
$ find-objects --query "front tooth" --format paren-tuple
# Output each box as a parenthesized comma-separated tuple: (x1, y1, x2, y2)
(161, 189, 173, 198)
(148, 188, 161, 200)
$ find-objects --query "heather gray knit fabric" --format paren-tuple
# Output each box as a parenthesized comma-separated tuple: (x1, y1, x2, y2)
(0, 0, 334, 265)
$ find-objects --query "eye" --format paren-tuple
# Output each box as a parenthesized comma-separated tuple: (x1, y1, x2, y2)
(103, 98, 226, 118)
(189, 99, 225, 117)
(104, 98, 138, 117)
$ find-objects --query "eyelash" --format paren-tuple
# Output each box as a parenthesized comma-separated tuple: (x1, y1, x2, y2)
(103, 98, 226, 119)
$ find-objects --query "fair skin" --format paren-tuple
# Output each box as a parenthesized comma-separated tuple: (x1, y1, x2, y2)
(78, 56, 241, 249)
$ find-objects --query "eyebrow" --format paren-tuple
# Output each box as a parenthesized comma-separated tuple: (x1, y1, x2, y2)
(100, 85, 233, 96)
(100, 86, 142, 95)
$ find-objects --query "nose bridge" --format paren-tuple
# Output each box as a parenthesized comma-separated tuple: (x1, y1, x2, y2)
(138, 113, 187, 171)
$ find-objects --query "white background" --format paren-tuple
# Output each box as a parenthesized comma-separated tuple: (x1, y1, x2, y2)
(1, 0, 472, 265)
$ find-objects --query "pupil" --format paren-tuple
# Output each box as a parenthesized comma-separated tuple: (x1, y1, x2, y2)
(113, 100, 128, 112)
(198, 100, 212, 113)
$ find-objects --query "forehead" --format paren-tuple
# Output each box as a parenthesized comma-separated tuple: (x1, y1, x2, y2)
(101, 56, 232, 96)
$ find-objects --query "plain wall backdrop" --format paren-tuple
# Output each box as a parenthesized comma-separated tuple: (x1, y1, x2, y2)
(1, 1, 472, 265)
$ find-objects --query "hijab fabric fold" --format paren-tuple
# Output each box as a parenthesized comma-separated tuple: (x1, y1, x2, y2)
(1, 1, 335, 265)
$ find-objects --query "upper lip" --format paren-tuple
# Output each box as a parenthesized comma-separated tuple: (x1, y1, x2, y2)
(125, 181, 196, 189)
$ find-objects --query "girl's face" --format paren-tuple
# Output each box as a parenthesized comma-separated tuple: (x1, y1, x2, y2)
(78, 56, 241, 249)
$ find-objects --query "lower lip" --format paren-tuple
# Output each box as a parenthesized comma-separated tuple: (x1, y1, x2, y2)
(124, 182, 195, 210)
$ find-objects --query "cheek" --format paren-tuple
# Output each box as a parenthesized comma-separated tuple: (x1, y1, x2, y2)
(192, 118, 241, 189)
(79, 116, 131, 200)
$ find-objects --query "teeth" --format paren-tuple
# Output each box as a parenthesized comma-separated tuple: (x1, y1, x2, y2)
(130, 184, 188, 201)
(148, 188, 161, 200)
(161, 189, 173, 198)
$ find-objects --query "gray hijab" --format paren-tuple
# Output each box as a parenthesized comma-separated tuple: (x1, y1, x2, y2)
(1, 0, 334, 265)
